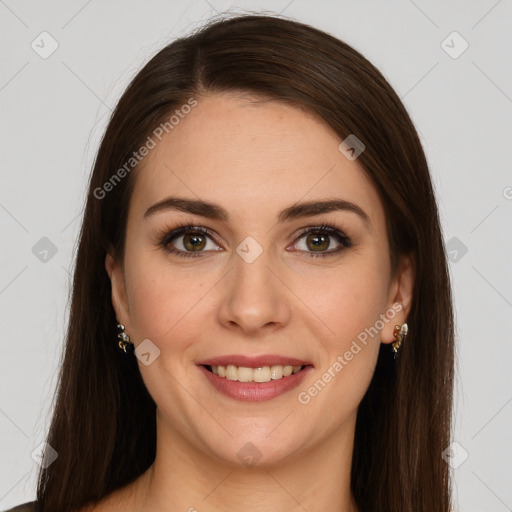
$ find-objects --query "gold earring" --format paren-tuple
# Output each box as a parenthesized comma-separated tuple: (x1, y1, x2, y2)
(392, 323, 408, 358)
(117, 323, 132, 353)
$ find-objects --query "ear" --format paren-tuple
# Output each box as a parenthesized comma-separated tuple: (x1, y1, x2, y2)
(105, 252, 132, 331)
(381, 253, 415, 344)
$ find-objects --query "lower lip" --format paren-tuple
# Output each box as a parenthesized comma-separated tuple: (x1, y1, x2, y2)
(198, 365, 313, 402)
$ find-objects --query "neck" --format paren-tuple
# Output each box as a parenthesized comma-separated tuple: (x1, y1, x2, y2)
(129, 409, 359, 512)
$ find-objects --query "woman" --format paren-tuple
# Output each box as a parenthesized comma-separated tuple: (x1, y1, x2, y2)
(8, 13, 454, 512)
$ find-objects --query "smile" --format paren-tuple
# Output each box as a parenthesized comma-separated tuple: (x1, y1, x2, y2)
(206, 364, 304, 383)
(198, 363, 313, 402)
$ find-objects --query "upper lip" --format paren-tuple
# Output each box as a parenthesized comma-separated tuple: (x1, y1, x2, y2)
(196, 355, 313, 368)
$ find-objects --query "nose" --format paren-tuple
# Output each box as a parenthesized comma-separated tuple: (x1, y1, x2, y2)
(217, 246, 292, 336)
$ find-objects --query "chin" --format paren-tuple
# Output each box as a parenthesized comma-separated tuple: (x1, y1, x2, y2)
(203, 428, 308, 469)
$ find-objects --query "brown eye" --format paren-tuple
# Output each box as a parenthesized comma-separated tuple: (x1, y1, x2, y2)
(292, 224, 353, 258)
(305, 233, 330, 252)
(159, 225, 221, 258)
(182, 233, 207, 251)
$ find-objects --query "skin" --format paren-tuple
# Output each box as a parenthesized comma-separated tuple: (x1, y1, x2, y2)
(91, 92, 414, 512)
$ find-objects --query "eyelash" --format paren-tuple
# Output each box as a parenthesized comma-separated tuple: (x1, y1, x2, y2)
(157, 222, 353, 259)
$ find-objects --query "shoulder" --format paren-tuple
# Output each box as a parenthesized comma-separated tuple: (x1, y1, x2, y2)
(3, 502, 37, 512)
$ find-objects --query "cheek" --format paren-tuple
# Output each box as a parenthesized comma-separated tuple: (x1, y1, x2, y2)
(293, 261, 387, 424)
(124, 251, 205, 345)
(294, 255, 389, 347)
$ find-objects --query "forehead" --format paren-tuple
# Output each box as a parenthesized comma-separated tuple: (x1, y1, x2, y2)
(130, 93, 384, 227)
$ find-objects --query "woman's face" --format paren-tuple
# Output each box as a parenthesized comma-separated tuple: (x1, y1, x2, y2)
(107, 92, 413, 467)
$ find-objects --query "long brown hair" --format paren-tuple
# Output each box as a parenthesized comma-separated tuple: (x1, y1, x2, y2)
(36, 14, 454, 512)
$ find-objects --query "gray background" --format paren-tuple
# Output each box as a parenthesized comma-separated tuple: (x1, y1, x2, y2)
(1, 1, 511, 510)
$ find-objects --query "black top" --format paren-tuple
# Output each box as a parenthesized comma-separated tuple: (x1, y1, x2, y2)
(3, 502, 36, 512)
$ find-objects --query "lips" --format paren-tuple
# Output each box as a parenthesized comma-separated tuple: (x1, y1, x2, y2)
(196, 354, 314, 402)
(198, 364, 313, 401)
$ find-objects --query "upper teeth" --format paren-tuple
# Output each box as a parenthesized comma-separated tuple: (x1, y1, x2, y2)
(211, 365, 303, 383)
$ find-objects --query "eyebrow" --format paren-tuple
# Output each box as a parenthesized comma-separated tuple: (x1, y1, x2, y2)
(143, 196, 371, 227)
